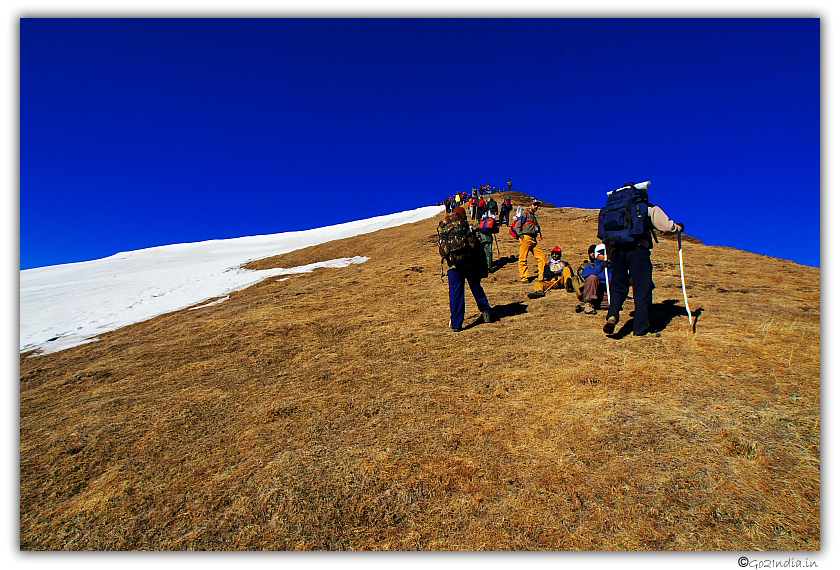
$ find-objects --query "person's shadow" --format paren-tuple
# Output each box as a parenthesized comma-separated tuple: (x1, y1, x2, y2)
(610, 299, 704, 338)
(464, 301, 528, 329)
(490, 255, 519, 272)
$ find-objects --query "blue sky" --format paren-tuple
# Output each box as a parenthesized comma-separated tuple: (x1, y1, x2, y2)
(20, 17, 820, 269)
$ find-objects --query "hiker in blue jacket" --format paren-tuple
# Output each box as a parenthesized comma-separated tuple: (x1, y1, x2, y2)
(579, 244, 612, 314)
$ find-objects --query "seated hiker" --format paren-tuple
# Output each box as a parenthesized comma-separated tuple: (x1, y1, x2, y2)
(544, 246, 574, 288)
(576, 244, 612, 314)
(528, 246, 574, 299)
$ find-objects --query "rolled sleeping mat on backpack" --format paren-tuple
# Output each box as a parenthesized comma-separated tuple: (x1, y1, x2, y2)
(607, 180, 651, 195)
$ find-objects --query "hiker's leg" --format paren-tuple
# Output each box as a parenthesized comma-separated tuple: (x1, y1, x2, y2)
(466, 275, 492, 314)
(447, 268, 467, 330)
(628, 247, 654, 334)
(518, 237, 533, 280)
(533, 243, 547, 282)
(607, 250, 630, 321)
(597, 282, 610, 309)
(583, 274, 600, 303)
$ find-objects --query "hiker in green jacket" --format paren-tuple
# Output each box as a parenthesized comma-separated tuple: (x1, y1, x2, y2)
(477, 212, 499, 273)
(514, 200, 547, 285)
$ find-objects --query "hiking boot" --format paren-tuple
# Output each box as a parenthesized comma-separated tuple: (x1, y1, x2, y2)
(603, 316, 618, 334)
(575, 304, 584, 313)
(521, 277, 529, 283)
(566, 278, 575, 292)
(527, 290, 545, 299)
(584, 302, 597, 314)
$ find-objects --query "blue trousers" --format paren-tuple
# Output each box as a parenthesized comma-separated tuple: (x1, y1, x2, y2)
(607, 245, 654, 335)
(447, 267, 491, 330)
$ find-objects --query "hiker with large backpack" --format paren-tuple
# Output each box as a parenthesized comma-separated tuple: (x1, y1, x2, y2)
(487, 197, 499, 217)
(499, 197, 513, 226)
(477, 212, 500, 273)
(438, 206, 494, 332)
(476, 196, 487, 221)
(513, 200, 548, 287)
(597, 181, 684, 336)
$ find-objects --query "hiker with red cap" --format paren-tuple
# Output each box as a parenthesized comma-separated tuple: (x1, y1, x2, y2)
(528, 246, 574, 299)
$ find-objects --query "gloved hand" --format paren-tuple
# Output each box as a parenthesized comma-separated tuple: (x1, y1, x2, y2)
(676, 223, 685, 233)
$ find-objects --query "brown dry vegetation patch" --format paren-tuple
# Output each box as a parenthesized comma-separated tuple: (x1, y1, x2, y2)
(20, 200, 820, 550)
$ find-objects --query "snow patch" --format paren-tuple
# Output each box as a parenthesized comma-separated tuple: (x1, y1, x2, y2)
(20, 206, 442, 355)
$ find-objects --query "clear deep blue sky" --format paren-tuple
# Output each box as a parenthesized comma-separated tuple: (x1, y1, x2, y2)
(20, 18, 820, 270)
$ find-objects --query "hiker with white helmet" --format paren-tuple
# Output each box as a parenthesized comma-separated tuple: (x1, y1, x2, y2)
(598, 181, 683, 336)
(575, 244, 612, 314)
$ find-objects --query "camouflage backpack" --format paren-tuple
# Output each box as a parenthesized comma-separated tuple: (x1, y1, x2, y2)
(438, 214, 481, 266)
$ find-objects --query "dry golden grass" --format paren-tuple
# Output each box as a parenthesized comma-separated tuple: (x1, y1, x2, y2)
(20, 193, 820, 550)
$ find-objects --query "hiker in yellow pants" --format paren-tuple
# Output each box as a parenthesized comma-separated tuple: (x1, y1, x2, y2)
(532, 246, 574, 293)
(519, 234, 547, 283)
(514, 200, 547, 284)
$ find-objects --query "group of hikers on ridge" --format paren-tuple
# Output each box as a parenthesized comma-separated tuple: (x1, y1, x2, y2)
(436, 181, 684, 336)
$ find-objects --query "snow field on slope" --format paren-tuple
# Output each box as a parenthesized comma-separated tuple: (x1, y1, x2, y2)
(20, 206, 443, 355)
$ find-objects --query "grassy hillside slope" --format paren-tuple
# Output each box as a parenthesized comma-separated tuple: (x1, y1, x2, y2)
(20, 193, 820, 550)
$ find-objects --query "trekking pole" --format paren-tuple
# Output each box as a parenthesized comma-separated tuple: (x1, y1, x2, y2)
(677, 230, 695, 332)
(493, 234, 501, 256)
(603, 247, 611, 306)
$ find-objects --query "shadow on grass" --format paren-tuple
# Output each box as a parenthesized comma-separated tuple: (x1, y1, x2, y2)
(490, 255, 519, 272)
(463, 300, 528, 330)
(493, 300, 529, 320)
(608, 299, 705, 338)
